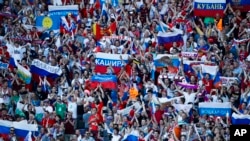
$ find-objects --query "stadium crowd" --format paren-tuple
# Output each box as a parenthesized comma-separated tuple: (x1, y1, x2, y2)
(0, 0, 249, 141)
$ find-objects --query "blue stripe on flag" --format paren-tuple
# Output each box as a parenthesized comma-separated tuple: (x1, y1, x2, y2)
(49, 10, 79, 16)
(91, 75, 117, 82)
(30, 65, 61, 79)
(157, 34, 183, 44)
(194, 2, 226, 10)
(198, 108, 231, 117)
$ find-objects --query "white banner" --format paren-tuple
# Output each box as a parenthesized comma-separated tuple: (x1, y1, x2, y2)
(117, 102, 141, 116)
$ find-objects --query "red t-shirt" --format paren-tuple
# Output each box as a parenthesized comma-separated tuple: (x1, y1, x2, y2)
(202, 78, 213, 94)
(154, 110, 164, 124)
(88, 114, 99, 131)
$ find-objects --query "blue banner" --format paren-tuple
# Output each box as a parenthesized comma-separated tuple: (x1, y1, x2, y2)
(198, 102, 232, 117)
(36, 16, 60, 30)
(91, 75, 117, 82)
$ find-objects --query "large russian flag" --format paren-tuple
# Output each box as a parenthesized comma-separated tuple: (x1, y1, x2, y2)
(198, 102, 231, 117)
(90, 75, 117, 89)
(30, 59, 62, 79)
(0, 120, 38, 139)
(232, 113, 250, 125)
(157, 29, 183, 51)
(95, 53, 129, 74)
(194, 0, 226, 17)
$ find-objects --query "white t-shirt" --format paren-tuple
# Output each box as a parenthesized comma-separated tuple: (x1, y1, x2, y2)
(71, 78, 84, 86)
(112, 134, 121, 141)
(68, 102, 77, 119)
(44, 105, 53, 113)
(183, 92, 196, 104)
(110, 45, 124, 54)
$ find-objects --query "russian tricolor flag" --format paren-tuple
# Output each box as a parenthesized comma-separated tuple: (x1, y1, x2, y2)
(194, 0, 226, 17)
(232, 113, 250, 125)
(90, 75, 117, 89)
(0, 120, 38, 140)
(200, 64, 222, 88)
(157, 29, 183, 51)
(30, 59, 62, 79)
(95, 53, 129, 74)
(198, 102, 231, 117)
(122, 130, 139, 141)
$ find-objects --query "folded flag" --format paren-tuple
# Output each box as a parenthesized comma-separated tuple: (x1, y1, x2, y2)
(9, 58, 32, 84)
(198, 102, 231, 117)
(30, 59, 62, 79)
(194, 0, 226, 17)
(90, 75, 117, 89)
(232, 113, 250, 125)
(0, 120, 38, 138)
(95, 52, 129, 74)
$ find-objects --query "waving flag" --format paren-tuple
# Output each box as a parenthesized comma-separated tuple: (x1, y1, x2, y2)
(229, 0, 250, 12)
(198, 102, 231, 116)
(95, 52, 129, 74)
(0, 120, 38, 138)
(24, 131, 32, 141)
(201, 64, 221, 87)
(92, 23, 102, 40)
(232, 113, 250, 125)
(157, 29, 183, 51)
(90, 75, 118, 89)
(101, 4, 108, 19)
(9, 58, 32, 84)
(122, 130, 139, 141)
(36, 16, 60, 31)
(30, 59, 62, 79)
(60, 15, 77, 35)
(194, 0, 226, 17)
